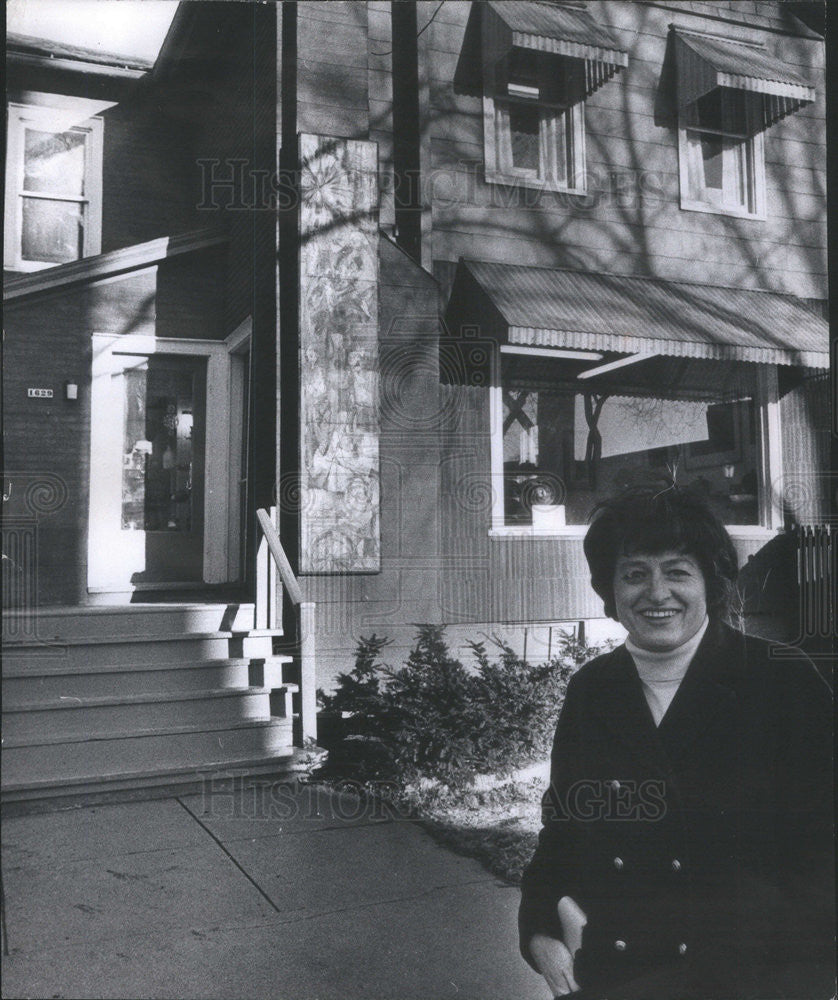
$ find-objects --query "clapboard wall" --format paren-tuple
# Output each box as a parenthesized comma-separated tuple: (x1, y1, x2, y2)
(422, 0, 826, 300)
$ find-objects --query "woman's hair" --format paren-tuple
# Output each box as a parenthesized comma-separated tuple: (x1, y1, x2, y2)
(583, 486, 739, 621)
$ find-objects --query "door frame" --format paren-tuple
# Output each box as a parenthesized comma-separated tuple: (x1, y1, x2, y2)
(88, 331, 247, 592)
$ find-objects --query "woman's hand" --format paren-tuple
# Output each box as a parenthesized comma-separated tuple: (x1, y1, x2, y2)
(528, 933, 580, 996)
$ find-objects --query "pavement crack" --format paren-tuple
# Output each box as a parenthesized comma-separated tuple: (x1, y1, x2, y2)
(176, 797, 281, 914)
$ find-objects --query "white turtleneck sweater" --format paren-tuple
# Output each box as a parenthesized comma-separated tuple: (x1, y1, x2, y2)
(625, 617, 709, 726)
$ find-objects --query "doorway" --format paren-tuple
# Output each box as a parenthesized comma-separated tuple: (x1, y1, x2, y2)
(88, 334, 242, 594)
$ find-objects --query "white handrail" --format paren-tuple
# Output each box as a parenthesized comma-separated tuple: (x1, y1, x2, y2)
(255, 507, 317, 743)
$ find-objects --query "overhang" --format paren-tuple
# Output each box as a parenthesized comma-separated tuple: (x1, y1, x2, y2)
(449, 260, 828, 369)
(484, 1, 627, 96)
(674, 30, 816, 127)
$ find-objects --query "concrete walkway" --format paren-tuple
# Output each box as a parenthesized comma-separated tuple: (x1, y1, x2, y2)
(1, 782, 545, 1000)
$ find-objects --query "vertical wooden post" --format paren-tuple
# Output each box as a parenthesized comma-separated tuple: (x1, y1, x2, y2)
(269, 505, 280, 630)
(255, 530, 268, 630)
(756, 365, 783, 530)
(299, 601, 317, 743)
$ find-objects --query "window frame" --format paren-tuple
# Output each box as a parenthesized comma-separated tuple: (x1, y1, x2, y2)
(677, 92, 767, 220)
(488, 349, 783, 538)
(4, 102, 104, 272)
(483, 58, 587, 195)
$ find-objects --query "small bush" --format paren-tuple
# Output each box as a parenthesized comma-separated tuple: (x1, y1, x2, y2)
(319, 625, 608, 787)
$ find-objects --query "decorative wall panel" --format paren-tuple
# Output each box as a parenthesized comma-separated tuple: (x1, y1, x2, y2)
(299, 133, 380, 572)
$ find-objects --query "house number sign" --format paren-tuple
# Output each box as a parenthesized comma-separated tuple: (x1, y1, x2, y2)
(27, 388, 54, 398)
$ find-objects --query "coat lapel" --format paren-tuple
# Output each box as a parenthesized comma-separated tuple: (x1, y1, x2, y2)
(655, 620, 740, 762)
(590, 621, 742, 773)
(589, 646, 670, 775)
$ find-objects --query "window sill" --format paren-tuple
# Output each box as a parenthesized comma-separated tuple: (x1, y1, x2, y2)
(489, 525, 779, 541)
(489, 526, 587, 539)
(679, 198, 766, 222)
(724, 525, 780, 539)
(484, 168, 587, 197)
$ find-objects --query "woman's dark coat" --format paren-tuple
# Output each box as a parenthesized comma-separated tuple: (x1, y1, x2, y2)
(519, 620, 834, 999)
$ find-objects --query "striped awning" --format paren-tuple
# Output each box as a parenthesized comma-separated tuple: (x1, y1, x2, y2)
(484, 1, 627, 97)
(675, 30, 816, 128)
(452, 261, 829, 368)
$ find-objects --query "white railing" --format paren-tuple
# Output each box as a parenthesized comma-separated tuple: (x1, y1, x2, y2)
(255, 507, 316, 743)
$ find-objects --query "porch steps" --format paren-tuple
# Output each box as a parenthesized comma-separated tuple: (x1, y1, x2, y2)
(1, 603, 301, 805)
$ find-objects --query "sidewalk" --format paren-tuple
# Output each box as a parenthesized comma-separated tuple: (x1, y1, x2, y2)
(1, 782, 544, 1000)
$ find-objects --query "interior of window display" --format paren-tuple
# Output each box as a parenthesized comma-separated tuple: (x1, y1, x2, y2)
(499, 353, 760, 527)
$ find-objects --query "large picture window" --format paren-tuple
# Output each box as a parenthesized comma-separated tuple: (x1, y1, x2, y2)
(4, 104, 103, 271)
(492, 351, 764, 531)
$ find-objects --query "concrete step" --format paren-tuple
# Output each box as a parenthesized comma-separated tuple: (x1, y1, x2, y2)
(1, 655, 293, 703)
(2, 718, 294, 792)
(1, 750, 315, 809)
(2, 602, 259, 641)
(3, 687, 284, 742)
(3, 658, 249, 702)
(1, 631, 281, 670)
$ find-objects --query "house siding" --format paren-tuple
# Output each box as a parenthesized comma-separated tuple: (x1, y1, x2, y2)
(423, 0, 826, 298)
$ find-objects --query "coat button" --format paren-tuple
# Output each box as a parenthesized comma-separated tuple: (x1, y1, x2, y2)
(613, 857, 624, 870)
(678, 942, 688, 955)
(608, 779, 621, 791)
(614, 940, 627, 952)
(671, 859, 682, 872)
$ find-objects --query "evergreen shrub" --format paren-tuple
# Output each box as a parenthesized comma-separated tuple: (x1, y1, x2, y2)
(318, 625, 607, 786)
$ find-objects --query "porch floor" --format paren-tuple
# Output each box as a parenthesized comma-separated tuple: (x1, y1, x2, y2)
(0, 783, 539, 1000)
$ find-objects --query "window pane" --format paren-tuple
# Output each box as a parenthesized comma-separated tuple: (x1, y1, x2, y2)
(122, 362, 200, 533)
(686, 131, 751, 211)
(700, 134, 725, 192)
(501, 377, 758, 526)
(508, 103, 540, 173)
(690, 88, 746, 134)
(23, 128, 86, 196)
(21, 198, 85, 263)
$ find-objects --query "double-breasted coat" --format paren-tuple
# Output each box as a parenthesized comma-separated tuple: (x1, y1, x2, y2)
(519, 620, 834, 999)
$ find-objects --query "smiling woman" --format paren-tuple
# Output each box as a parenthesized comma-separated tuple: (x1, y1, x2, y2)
(612, 552, 707, 653)
(519, 486, 834, 999)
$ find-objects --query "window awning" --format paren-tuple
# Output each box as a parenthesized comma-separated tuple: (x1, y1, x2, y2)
(674, 30, 816, 128)
(484, 1, 628, 98)
(448, 260, 828, 368)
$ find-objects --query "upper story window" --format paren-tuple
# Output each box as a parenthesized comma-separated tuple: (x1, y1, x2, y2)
(673, 30, 816, 221)
(680, 88, 764, 216)
(478, 1, 627, 194)
(4, 103, 103, 271)
(489, 50, 586, 191)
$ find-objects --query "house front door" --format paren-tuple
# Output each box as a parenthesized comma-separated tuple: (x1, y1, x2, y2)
(88, 335, 239, 594)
